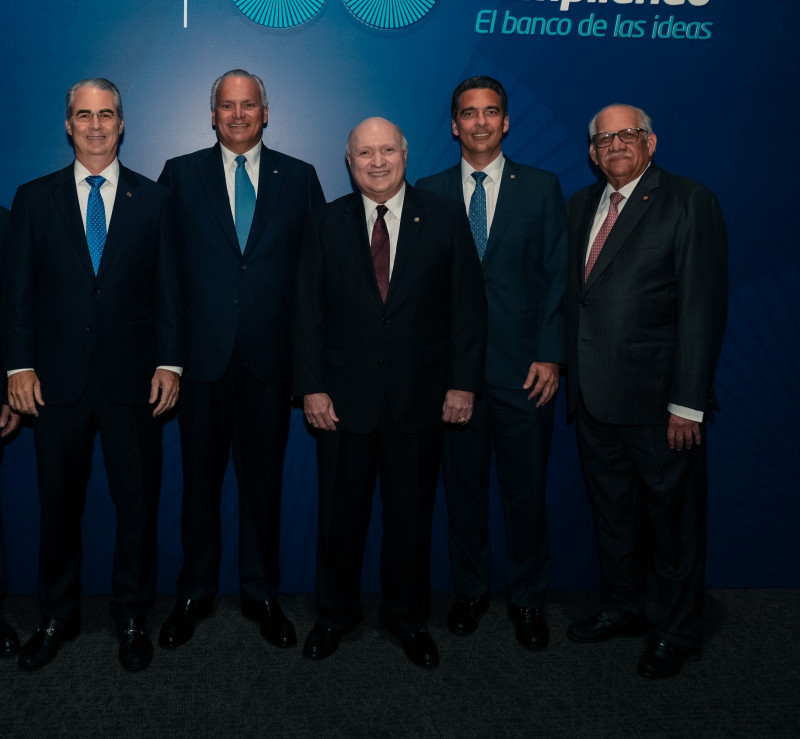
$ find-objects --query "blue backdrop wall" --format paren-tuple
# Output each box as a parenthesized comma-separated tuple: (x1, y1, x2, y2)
(1, 0, 798, 595)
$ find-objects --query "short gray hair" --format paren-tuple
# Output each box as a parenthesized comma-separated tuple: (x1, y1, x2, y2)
(589, 104, 653, 138)
(66, 78, 123, 121)
(210, 69, 268, 111)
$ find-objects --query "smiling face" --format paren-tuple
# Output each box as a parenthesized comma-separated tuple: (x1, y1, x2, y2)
(212, 76, 268, 154)
(346, 117, 408, 204)
(65, 86, 124, 173)
(590, 105, 657, 190)
(451, 87, 509, 169)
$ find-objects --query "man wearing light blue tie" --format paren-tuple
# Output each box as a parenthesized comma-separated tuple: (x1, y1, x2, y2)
(2, 78, 183, 671)
(157, 70, 325, 651)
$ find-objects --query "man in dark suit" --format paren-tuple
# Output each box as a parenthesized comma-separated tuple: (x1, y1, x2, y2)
(0, 205, 22, 659)
(416, 76, 567, 649)
(157, 70, 325, 651)
(565, 104, 727, 678)
(2, 79, 183, 671)
(294, 117, 487, 667)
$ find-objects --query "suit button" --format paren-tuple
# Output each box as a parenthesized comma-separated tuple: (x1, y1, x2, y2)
(234, 298, 242, 305)
(382, 317, 390, 325)
(580, 301, 587, 307)
(377, 360, 384, 368)
(86, 325, 94, 333)
(92, 288, 101, 295)
(239, 264, 247, 271)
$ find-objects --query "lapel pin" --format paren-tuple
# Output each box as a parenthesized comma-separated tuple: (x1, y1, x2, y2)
(414, 217, 420, 222)
(126, 192, 132, 197)
(510, 174, 516, 179)
(643, 195, 649, 200)
(273, 170, 279, 174)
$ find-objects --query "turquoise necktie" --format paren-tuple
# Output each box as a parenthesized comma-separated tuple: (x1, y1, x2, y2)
(235, 155, 256, 252)
(469, 171, 488, 261)
(86, 175, 107, 274)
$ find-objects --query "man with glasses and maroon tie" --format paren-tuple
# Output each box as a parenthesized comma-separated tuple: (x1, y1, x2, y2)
(565, 104, 728, 679)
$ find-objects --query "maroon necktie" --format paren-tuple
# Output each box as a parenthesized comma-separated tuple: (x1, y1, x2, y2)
(371, 205, 390, 301)
(585, 191, 625, 281)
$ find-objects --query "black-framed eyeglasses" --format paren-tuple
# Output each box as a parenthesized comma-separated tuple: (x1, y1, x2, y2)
(73, 110, 117, 123)
(591, 128, 648, 148)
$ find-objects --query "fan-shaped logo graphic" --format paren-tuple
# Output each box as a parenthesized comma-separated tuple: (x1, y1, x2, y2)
(342, 0, 436, 29)
(231, 0, 437, 29)
(233, 0, 326, 28)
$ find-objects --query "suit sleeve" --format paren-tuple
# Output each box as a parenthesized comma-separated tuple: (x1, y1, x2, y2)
(2, 187, 35, 375)
(0, 207, 8, 404)
(535, 173, 568, 364)
(154, 187, 185, 368)
(292, 211, 325, 397)
(448, 206, 487, 392)
(670, 185, 728, 411)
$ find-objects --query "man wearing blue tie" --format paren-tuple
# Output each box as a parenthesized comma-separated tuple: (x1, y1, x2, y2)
(416, 76, 568, 649)
(157, 70, 325, 651)
(2, 78, 183, 671)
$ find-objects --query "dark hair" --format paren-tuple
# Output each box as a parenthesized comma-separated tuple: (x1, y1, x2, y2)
(450, 76, 508, 121)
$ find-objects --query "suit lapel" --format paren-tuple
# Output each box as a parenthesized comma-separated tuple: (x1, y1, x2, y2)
(484, 158, 520, 263)
(245, 145, 283, 255)
(343, 193, 382, 303)
(52, 165, 96, 278)
(388, 184, 424, 303)
(97, 164, 139, 278)
(584, 166, 660, 290)
(195, 144, 240, 256)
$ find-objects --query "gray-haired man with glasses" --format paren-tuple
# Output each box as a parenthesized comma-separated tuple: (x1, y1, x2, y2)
(565, 104, 727, 679)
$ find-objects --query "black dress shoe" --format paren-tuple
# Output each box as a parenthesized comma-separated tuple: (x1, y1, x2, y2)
(400, 627, 440, 668)
(303, 624, 342, 660)
(241, 598, 297, 648)
(0, 616, 20, 658)
(447, 594, 490, 636)
(509, 606, 549, 650)
(159, 597, 212, 648)
(18, 617, 79, 671)
(117, 617, 153, 672)
(637, 640, 694, 679)
(567, 611, 648, 643)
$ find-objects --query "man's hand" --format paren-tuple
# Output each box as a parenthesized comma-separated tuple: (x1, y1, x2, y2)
(442, 389, 475, 425)
(304, 393, 339, 431)
(149, 369, 180, 417)
(523, 362, 560, 406)
(0, 404, 21, 439)
(7, 370, 44, 416)
(667, 413, 702, 451)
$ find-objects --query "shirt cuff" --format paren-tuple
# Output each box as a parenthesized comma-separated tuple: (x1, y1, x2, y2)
(157, 366, 183, 376)
(667, 403, 703, 423)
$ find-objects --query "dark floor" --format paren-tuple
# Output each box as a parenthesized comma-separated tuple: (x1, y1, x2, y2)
(1, 589, 798, 738)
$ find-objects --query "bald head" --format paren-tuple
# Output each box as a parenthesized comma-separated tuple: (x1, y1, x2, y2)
(346, 117, 408, 204)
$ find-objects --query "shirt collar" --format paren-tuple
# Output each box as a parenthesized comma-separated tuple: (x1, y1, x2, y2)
(460, 152, 505, 184)
(362, 182, 406, 221)
(601, 162, 651, 204)
(74, 158, 119, 187)
(220, 141, 262, 170)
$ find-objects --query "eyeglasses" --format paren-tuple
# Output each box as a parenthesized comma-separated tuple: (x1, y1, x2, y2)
(73, 110, 117, 123)
(591, 128, 648, 148)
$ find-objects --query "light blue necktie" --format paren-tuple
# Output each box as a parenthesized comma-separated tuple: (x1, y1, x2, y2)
(234, 155, 256, 253)
(85, 175, 107, 274)
(469, 171, 488, 261)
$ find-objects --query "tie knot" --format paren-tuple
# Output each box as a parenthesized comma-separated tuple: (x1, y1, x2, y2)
(86, 175, 106, 191)
(235, 155, 247, 168)
(472, 171, 487, 185)
(375, 205, 388, 219)
(609, 192, 624, 208)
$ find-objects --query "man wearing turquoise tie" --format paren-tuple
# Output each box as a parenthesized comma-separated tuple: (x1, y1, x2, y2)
(157, 70, 325, 651)
(2, 78, 183, 671)
(416, 76, 568, 650)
